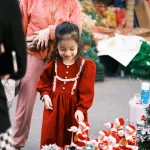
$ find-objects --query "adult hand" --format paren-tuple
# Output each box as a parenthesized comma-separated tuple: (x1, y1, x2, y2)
(75, 110, 84, 122)
(43, 95, 53, 110)
(33, 28, 50, 50)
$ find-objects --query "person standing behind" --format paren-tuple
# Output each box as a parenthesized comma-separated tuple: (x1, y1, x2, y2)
(37, 22, 96, 149)
(12, 0, 82, 149)
(0, 0, 27, 149)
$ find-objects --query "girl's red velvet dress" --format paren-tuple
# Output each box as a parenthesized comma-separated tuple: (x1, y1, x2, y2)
(36, 58, 96, 148)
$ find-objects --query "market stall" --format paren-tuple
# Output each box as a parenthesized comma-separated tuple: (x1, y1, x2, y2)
(79, 0, 150, 79)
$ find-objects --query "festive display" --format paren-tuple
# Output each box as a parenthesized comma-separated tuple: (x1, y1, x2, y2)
(79, 0, 105, 81)
(107, 133, 121, 150)
(90, 130, 109, 150)
(79, 0, 150, 80)
(68, 121, 91, 150)
(40, 116, 150, 150)
(136, 104, 150, 150)
(81, 28, 105, 81)
(104, 118, 125, 139)
(81, 29, 102, 69)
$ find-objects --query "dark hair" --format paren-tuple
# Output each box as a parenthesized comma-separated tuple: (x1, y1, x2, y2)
(51, 22, 83, 60)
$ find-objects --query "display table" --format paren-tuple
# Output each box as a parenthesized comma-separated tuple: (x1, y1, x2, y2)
(129, 99, 146, 126)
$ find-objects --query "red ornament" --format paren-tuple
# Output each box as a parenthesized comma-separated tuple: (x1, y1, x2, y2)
(83, 44, 90, 50)
(141, 115, 146, 121)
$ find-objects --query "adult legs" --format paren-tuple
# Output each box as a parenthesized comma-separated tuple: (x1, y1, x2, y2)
(12, 54, 45, 147)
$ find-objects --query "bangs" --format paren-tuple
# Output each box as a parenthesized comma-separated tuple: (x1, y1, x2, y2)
(56, 32, 80, 44)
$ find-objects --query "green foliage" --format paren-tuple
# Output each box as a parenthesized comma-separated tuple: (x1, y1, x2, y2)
(138, 141, 150, 150)
(83, 47, 103, 69)
(136, 105, 150, 150)
(81, 29, 95, 47)
(81, 29, 103, 69)
(125, 41, 150, 79)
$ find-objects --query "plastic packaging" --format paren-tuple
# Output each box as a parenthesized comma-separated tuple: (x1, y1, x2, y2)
(141, 82, 150, 105)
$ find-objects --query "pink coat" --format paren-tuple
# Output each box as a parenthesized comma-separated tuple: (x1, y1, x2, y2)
(20, 0, 82, 59)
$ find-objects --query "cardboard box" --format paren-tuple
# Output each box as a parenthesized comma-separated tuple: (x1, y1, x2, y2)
(135, 0, 150, 28)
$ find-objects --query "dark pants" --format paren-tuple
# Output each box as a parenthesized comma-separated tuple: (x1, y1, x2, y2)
(0, 81, 11, 133)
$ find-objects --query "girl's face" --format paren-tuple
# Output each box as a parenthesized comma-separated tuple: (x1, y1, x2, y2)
(58, 39, 78, 62)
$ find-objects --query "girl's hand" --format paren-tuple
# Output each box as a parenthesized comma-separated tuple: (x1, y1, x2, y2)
(43, 95, 53, 110)
(75, 110, 84, 122)
(33, 28, 50, 50)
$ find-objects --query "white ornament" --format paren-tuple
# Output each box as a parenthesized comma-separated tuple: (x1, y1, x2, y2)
(141, 129, 146, 135)
(41, 144, 61, 150)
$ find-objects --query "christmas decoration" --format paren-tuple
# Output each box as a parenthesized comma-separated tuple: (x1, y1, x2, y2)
(119, 41, 150, 79)
(124, 124, 138, 150)
(68, 121, 90, 150)
(81, 29, 105, 81)
(81, 29, 102, 69)
(104, 118, 125, 136)
(136, 104, 150, 150)
(107, 133, 121, 150)
(41, 144, 62, 150)
(80, 0, 150, 80)
(89, 130, 109, 150)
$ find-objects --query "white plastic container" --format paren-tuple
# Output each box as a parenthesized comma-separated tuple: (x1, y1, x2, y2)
(141, 82, 150, 105)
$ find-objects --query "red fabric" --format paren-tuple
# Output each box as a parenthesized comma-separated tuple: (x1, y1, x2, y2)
(36, 58, 96, 147)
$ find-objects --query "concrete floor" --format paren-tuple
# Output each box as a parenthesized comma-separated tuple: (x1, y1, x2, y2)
(9, 77, 145, 150)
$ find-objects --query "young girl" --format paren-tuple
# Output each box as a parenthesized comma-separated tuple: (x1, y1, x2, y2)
(36, 22, 96, 148)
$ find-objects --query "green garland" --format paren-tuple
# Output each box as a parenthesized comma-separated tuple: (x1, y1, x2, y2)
(119, 41, 150, 79)
(83, 47, 103, 69)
